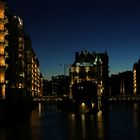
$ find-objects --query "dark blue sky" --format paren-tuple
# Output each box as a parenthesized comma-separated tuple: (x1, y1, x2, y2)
(8, 0, 140, 79)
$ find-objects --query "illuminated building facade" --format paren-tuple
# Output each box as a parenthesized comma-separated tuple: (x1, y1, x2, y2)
(70, 50, 109, 109)
(51, 75, 69, 97)
(133, 60, 140, 95)
(5, 15, 26, 102)
(0, 1, 43, 103)
(24, 35, 43, 98)
(0, 0, 8, 99)
(30, 51, 43, 97)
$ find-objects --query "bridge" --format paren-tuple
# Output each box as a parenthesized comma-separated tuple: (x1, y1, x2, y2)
(33, 95, 140, 105)
(108, 95, 140, 102)
(33, 96, 63, 102)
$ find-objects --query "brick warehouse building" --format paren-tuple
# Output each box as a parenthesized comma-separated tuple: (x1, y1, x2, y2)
(69, 50, 109, 110)
(0, 0, 43, 105)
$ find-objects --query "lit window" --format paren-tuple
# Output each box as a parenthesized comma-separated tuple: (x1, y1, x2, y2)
(19, 72, 25, 77)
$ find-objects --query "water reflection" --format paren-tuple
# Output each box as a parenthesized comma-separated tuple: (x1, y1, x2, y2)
(67, 110, 107, 140)
(97, 111, 104, 139)
(29, 102, 108, 140)
(38, 103, 42, 117)
(81, 114, 86, 139)
(133, 103, 140, 140)
(0, 102, 140, 140)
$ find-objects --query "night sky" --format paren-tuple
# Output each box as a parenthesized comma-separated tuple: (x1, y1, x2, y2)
(7, 0, 140, 79)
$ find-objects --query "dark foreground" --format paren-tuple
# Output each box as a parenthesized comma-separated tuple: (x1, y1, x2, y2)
(0, 102, 140, 140)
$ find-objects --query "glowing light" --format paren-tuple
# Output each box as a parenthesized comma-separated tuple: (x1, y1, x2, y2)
(133, 69, 137, 95)
(38, 103, 42, 117)
(85, 66, 90, 72)
(97, 110, 104, 139)
(76, 67, 79, 72)
(0, 24, 4, 30)
(82, 114, 85, 120)
(81, 102, 85, 107)
(81, 114, 86, 139)
(98, 110, 102, 116)
(0, 71, 4, 82)
(92, 103, 94, 108)
(71, 113, 75, 120)
(0, 10, 4, 19)
(18, 83, 23, 88)
(2, 84, 5, 99)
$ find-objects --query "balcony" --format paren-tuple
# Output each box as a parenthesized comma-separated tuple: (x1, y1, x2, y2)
(0, 54, 4, 57)
(4, 29, 8, 36)
(5, 63, 8, 69)
(0, 62, 8, 69)
(0, 41, 4, 46)
(0, 64, 5, 68)
(4, 40, 8, 46)
(0, 18, 8, 24)
(0, 29, 4, 35)
(4, 52, 8, 58)
(0, 19, 4, 24)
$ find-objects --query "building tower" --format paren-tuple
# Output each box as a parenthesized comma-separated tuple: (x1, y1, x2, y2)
(69, 50, 109, 110)
(0, 0, 8, 99)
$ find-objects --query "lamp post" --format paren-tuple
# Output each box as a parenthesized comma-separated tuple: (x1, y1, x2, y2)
(60, 64, 71, 75)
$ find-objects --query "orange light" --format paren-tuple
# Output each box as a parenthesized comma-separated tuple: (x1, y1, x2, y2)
(81, 102, 85, 107)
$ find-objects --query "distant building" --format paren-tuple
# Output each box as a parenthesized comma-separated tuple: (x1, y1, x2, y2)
(69, 50, 109, 108)
(133, 59, 140, 95)
(109, 74, 120, 96)
(109, 71, 133, 96)
(42, 79, 51, 96)
(119, 71, 133, 95)
(51, 75, 69, 97)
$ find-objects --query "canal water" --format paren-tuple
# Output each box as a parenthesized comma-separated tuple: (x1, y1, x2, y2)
(0, 102, 140, 140)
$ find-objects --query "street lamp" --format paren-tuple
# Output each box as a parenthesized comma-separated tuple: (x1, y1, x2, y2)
(59, 64, 71, 75)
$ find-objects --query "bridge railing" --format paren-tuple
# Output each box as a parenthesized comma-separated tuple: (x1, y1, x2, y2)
(33, 96, 63, 102)
(108, 95, 140, 102)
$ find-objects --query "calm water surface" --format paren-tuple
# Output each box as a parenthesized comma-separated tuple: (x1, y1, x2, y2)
(0, 102, 140, 140)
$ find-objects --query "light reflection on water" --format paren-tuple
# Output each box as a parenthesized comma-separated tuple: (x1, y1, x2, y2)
(0, 102, 140, 140)
(81, 114, 86, 139)
(97, 111, 104, 139)
(67, 110, 107, 140)
(29, 102, 108, 140)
